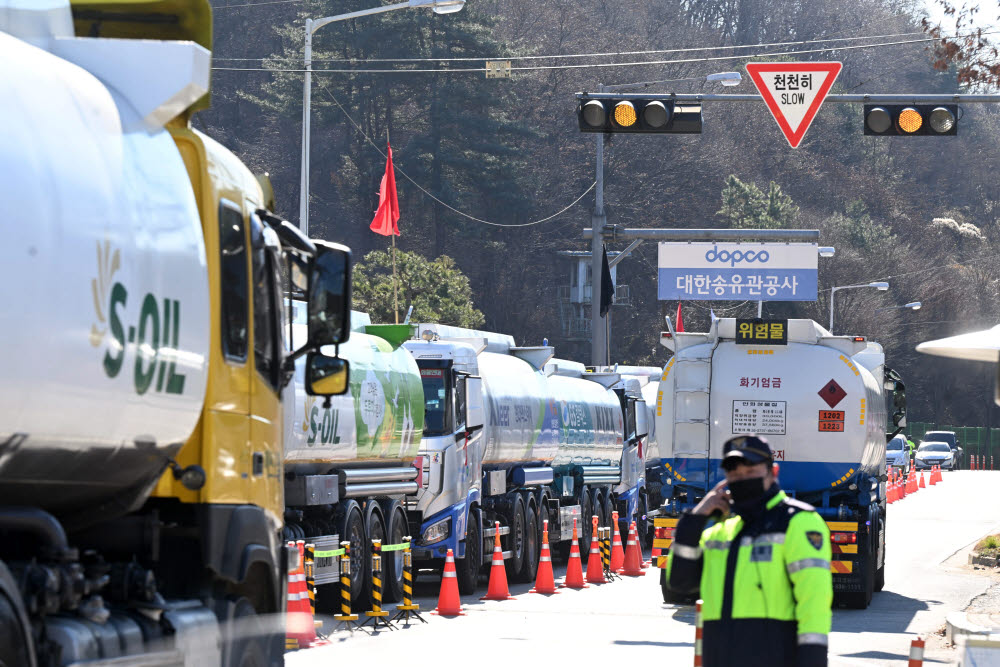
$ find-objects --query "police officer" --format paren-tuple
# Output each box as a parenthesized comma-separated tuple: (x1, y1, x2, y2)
(667, 435, 832, 667)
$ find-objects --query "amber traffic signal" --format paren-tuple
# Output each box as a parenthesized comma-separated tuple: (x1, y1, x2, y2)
(578, 95, 702, 134)
(864, 104, 958, 136)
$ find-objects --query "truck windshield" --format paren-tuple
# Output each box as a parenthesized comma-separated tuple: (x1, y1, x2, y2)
(421, 368, 452, 436)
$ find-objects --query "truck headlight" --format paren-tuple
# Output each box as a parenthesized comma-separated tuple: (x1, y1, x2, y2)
(422, 518, 451, 544)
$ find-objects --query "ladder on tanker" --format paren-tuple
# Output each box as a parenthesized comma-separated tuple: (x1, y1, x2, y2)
(671, 351, 713, 496)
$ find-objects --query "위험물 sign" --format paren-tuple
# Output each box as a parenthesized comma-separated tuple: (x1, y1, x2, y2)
(735, 319, 788, 345)
(658, 242, 817, 301)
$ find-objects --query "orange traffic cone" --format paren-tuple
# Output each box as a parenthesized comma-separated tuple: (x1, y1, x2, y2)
(888, 471, 895, 503)
(481, 521, 514, 600)
(561, 518, 588, 589)
(621, 521, 643, 576)
(531, 519, 558, 595)
(610, 511, 625, 573)
(918, 471, 926, 489)
(585, 516, 606, 584)
(285, 541, 316, 649)
(929, 466, 937, 485)
(432, 549, 465, 616)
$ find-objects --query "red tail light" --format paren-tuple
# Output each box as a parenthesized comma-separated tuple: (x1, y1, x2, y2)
(830, 532, 856, 544)
(654, 527, 673, 539)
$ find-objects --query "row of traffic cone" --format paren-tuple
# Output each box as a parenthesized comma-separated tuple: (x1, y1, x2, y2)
(887, 465, 943, 504)
(432, 514, 648, 616)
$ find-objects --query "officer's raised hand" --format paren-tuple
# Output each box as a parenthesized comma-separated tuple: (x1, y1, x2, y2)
(692, 478, 731, 517)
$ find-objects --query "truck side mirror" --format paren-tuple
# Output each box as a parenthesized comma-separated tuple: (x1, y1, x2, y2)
(305, 352, 350, 396)
(308, 241, 352, 347)
(634, 399, 649, 441)
(465, 376, 484, 430)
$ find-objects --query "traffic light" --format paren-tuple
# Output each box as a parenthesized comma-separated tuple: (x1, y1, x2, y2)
(863, 104, 958, 136)
(577, 95, 702, 134)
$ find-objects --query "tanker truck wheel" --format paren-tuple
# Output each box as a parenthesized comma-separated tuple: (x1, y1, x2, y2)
(338, 502, 367, 605)
(363, 504, 386, 610)
(578, 488, 593, 556)
(381, 501, 408, 603)
(456, 511, 481, 595)
(506, 496, 527, 579)
(222, 597, 267, 667)
(516, 502, 539, 583)
(0, 563, 35, 667)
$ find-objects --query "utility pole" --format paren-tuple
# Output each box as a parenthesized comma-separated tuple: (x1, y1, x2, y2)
(590, 84, 607, 368)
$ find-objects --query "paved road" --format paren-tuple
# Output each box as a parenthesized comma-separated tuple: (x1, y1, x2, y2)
(288, 471, 1000, 665)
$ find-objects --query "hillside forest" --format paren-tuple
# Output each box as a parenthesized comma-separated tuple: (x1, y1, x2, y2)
(204, 0, 1000, 430)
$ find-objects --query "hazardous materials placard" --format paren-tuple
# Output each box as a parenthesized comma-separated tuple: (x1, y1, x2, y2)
(732, 400, 786, 435)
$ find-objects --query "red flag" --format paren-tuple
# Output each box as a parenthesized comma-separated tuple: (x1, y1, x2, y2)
(676, 302, 684, 332)
(369, 142, 400, 236)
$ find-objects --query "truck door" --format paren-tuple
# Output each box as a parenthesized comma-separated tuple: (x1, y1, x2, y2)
(247, 212, 285, 518)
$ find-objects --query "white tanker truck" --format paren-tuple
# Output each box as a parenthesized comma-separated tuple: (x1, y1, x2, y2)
(381, 324, 651, 592)
(0, 2, 352, 664)
(281, 315, 654, 601)
(652, 318, 906, 609)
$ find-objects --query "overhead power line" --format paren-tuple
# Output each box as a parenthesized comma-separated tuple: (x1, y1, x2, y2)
(214, 0, 303, 8)
(213, 32, 998, 75)
(213, 30, 927, 62)
(315, 81, 594, 227)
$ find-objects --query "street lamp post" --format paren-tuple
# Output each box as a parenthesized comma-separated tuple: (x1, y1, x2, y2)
(829, 281, 889, 333)
(298, 0, 465, 235)
(590, 72, 742, 366)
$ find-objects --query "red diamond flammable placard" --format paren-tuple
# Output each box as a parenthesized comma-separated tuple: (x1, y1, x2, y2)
(818, 379, 847, 409)
(746, 62, 842, 148)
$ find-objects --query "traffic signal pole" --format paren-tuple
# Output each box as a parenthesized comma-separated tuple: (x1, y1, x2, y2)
(591, 84, 608, 367)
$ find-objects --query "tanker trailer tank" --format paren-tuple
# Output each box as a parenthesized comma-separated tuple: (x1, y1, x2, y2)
(284, 313, 424, 605)
(394, 327, 644, 596)
(654, 318, 894, 609)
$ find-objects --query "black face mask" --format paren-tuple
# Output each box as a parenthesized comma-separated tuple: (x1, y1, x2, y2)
(727, 477, 766, 503)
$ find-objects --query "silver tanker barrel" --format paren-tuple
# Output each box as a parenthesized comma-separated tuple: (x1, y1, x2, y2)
(0, 28, 210, 519)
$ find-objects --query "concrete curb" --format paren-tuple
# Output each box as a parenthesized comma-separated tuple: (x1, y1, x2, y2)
(947, 611, 994, 645)
(968, 553, 999, 568)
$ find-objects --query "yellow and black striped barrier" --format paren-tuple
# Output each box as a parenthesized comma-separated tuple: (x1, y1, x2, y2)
(392, 536, 426, 624)
(304, 543, 325, 638)
(333, 541, 358, 631)
(362, 539, 394, 631)
(599, 527, 619, 580)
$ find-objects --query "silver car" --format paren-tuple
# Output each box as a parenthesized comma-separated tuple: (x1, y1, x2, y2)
(914, 441, 956, 470)
(886, 435, 910, 473)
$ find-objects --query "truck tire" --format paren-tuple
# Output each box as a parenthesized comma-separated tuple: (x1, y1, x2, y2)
(592, 489, 605, 530)
(579, 488, 593, 553)
(0, 563, 34, 667)
(223, 597, 267, 667)
(517, 502, 539, 583)
(382, 501, 408, 603)
(660, 566, 695, 605)
(362, 504, 386, 610)
(601, 493, 614, 533)
(844, 552, 874, 609)
(338, 501, 367, 605)
(507, 496, 526, 578)
(456, 510, 481, 595)
(875, 520, 886, 592)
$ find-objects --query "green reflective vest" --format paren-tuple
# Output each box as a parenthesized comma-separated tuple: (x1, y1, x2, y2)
(667, 488, 832, 666)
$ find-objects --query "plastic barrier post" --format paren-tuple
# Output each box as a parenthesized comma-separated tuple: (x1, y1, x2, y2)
(694, 599, 704, 667)
(362, 540, 394, 630)
(333, 541, 358, 631)
(392, 537, 426, 624)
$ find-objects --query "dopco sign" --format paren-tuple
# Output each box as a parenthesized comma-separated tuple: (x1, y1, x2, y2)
(658, 242, 818, 301)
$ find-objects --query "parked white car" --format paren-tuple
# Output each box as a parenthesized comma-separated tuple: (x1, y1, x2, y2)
(886, 435, 910, 473)
(915, 441, 955, 470)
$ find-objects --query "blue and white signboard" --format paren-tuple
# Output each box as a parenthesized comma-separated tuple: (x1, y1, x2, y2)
(658, 242, 817, 301)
